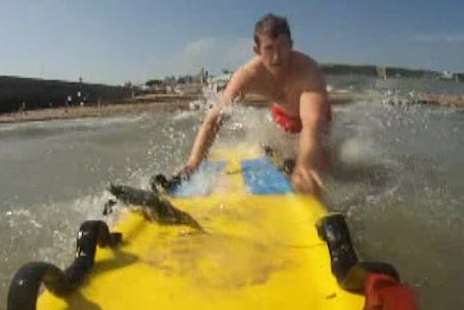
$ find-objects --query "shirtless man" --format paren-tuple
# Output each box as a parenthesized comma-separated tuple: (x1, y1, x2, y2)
(181, 14, 331, 195)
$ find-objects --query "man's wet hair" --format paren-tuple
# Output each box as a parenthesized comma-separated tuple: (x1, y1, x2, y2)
(254, 13, 292, 47)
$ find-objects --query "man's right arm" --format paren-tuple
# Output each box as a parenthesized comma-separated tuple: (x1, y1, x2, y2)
(183, 67, 252, 173)
(184, 104, 222, 170)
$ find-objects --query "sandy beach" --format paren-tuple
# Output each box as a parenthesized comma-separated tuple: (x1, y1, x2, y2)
(0, 94, 199, 124)
(0, 102, 184, 124)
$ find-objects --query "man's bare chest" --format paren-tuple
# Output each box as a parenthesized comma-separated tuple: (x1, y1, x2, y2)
(261, 83, 301, 113)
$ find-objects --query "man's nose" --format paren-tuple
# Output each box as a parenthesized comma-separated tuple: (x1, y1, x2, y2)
(272, 52, 281, 64)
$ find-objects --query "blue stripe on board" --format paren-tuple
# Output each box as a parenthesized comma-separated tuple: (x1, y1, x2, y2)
(171, 160, 226, 197)
(241, 158, 292, 195)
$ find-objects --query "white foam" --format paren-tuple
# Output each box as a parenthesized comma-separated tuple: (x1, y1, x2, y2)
(338, 136, 379, 165)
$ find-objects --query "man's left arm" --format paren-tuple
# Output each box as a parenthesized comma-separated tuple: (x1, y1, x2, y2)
(291, 89, 327, 195)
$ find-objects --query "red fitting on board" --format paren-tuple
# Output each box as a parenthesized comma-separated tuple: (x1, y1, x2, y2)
(364, 273, 417, 310)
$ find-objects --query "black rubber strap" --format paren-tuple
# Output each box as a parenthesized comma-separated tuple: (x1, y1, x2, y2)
(7, 220, 121, 310)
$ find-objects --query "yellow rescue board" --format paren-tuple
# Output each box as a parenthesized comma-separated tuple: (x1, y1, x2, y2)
(38, 145, 364, 309)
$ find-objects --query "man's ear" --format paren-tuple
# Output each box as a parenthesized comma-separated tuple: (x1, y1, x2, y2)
(253, 45, 260, 55)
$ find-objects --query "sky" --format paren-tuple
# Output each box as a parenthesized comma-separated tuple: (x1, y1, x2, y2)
(1, 0, 463, 85)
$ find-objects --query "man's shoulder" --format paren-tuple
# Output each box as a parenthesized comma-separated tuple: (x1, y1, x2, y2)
(292, 50, 320, 73)
(223, 57, 263, 97)
(291, 51, 325, 90)
(240, 56, 265, 76)
(229, 57, 264, 86)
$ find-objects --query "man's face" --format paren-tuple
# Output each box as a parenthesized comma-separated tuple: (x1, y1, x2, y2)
(255, 33, 292, 75)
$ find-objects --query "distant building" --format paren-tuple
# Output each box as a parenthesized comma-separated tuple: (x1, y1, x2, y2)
(199, 67, 208, 85)
(442, 71, 454, 80)
(207, 73, 232, 92)
(455, 73, 464, 82)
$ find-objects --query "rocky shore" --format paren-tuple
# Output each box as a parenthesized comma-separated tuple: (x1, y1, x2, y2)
(0, 92, 463, 125)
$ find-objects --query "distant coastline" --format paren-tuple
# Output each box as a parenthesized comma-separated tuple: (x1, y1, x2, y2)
(320, 64, 464, 81)
(1, 91, 462, 125)
(0, 75, 131, 115)
(1, 63, 463, 124)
